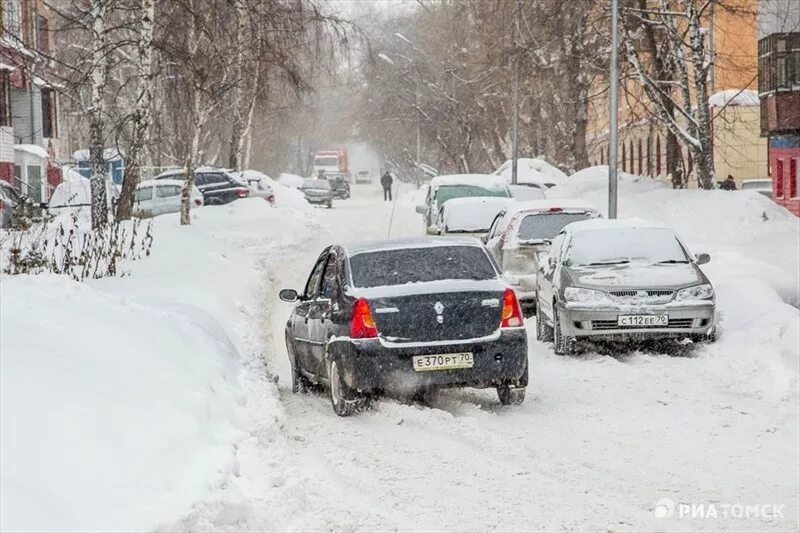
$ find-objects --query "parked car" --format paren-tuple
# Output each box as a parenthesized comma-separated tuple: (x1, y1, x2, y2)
(279, 237, 529, 416)
(132, 180, 203, 218)
(0, 181, 21, 228)
(232, 170, 276, 205)
(355, 170, 372, 184)
(484, 200, 601, 315)
(415, 175, 512, 234)
(741, 179, 773, 198)
(509, 183, 547, 201)
(436, 197, 515, 238)
(325, 172, 351, 199)
(154, 168, 249, 206)
(301, 178, 334, 208)
(535, 219, 716, 355)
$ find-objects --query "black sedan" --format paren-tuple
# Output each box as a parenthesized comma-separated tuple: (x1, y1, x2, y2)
(279, 237, 529, 416)
(155, 168, 250, 206)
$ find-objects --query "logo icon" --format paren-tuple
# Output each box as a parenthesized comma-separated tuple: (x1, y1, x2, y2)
(654, 498, 675, 518)
(434, 301, 444, 314)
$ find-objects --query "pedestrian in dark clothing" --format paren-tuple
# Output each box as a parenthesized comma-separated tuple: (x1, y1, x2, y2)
(720, 174, 737, 191)
(381, 171, 393, 201)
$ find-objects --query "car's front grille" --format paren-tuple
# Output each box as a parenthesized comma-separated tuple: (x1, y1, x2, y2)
(591, 318, 694, 330)
(608, 289, 674, 304)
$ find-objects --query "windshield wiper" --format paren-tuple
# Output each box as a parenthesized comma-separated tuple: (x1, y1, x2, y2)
(585, 260, 630, 266)
(655, 259, 689, 264)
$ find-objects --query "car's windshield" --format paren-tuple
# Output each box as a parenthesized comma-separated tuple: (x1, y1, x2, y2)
(349, 246, 497, 287)
(509, 185, 546, 201)
(517, 212, 592, 241)
(565, 227, 688, 266)
(303, 179, 330, 189)
(434, 184, 509, 205)
(314, 156, 338, 167)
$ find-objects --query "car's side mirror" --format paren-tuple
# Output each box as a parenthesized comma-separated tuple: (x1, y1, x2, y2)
(547, 256, 556, 270)
(415, 205, 427, 215)
(279, 288, 299, 302)
(480, 234, 489, 244)
(695, 253, 711, 265)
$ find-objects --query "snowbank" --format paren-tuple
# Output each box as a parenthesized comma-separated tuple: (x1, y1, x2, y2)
(237, 169, 311, 210)
(709, 89, 760, 107)
(494, 157, 568, 182)
(549, 165, 800, 378)
(0, 198, 318, 531)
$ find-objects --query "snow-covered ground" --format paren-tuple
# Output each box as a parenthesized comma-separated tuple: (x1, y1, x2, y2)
(2, 176, 798, 531)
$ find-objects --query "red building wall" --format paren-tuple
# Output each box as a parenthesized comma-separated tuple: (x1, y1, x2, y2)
(769, 135, 800, 216)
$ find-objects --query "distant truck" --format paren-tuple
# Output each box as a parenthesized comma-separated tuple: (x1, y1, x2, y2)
(313, 150, 349, 180)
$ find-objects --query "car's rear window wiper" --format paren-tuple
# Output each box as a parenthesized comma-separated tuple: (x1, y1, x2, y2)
(585, 260, 630, 266)
(655, 259, 690, 264)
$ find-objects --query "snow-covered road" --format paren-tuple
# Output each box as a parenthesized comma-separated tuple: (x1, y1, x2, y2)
(235, 184, 798, 532)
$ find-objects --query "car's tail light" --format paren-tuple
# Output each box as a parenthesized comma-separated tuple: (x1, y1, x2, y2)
(350, 298, 378, 338)
(237, 188, 250, 198)
(548, 207, 563, 213)
(500, 288, 524, 328)
(266, 194, 275, 205)
(194, 198, 203, 206)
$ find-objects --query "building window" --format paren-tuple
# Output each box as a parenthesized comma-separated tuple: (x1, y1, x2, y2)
(656, 137, 661, 175)
(759, 33, 800, 94)
(776, 159, 785, 198)
(0, 70, 9, 127)
(621, 142, 626, 172)
(688, 150, 693, 176)
(790, 158, 798, 198)
(600, 145, 605, 165)
(646, 136, 652, 176)
(35, 14, 50, 54)
(629, 140, 634, 173)
(41, 88, 57, 138)
(3, 0, 22, 40)
(637, 139, 643, 175)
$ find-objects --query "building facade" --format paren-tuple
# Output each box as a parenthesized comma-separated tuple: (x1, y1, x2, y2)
(586, 0, 767, 188)
(1, 0, 62, 203)
(758, 0, 800, 216)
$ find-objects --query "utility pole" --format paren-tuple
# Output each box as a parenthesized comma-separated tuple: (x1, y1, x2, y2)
(608, 0, 620, 218)
(511, 0, 521, 185)
(416, 72, 421, 175)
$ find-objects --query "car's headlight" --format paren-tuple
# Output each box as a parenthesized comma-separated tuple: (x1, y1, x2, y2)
(675, 283, 714, 301)
(563, 287, 611, 304)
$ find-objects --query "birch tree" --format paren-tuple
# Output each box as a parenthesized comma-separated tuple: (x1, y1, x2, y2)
(88, 0, 110, 228)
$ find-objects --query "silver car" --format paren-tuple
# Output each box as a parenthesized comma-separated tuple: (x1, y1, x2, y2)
(301, 178, 333, 208)
(535, 219, 716, 355)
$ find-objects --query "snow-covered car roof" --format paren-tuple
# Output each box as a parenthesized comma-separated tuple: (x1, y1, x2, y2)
(344, 236, 483, 255)
(493, 158, 568, 182)
(503, 199, 600, 219)
(442, 197, 515, 232)
(563, 217, 670, 234)
(429, 174, 509, 191)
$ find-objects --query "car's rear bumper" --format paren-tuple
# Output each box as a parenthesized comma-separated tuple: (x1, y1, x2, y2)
(327, 328, 528, 393)
(304, 196, 331, 204)
(558, 302, 716, 339)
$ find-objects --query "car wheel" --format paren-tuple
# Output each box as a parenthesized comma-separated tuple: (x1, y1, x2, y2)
(497, 385, 526, 405)
(327, 200, 333, 209)
(553, 307, 576, 356)
(328, 359, 368, 417)
(536, 308, 553, 342)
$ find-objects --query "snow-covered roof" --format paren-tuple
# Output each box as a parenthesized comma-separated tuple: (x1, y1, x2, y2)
(430, 174, 508, 191)
(494, 158, 568, 181)
(443, 197, 515, 232)
(503, 199, 601, 219)
(708, 89, 759, 107)
(138, 179, 185, 188)
(564, 218, 670, 234)
(14, 144, 49, 159)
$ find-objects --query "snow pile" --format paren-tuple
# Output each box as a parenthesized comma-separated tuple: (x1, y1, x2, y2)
(708, 89, 760, 107)
(550, 165, 800, 379)
(237, 169, 310, 209)
(277, 172, 305, 189)
(0, 198, 319, 531)
(442, 197, 514, 232)
(494, 157, 568, 182)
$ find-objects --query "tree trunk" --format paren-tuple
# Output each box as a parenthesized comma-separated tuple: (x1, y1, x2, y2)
(228, 0, 248, 170)
(89, 0, 108, 229)
(117, 0, 155, 221)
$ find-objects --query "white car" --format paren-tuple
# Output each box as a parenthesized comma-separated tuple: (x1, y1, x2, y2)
(509, 183, 547, 201)
(741, 179, 772, 199)
(133, 179, 203, 218)
(484, 200, 601, 314)
(415, 174, 512, 234)
(437, 197, 516, 238)
(355, 170, 372, 184)
(232, 170, 276, 205)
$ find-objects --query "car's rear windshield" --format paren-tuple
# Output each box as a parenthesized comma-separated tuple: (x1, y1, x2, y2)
(565, 227, 689, 266)
(349, 245, 497, 287)
(518, 212, 592, 241)
(303, 179, 330, 189)
(435, 185, 509, 205)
